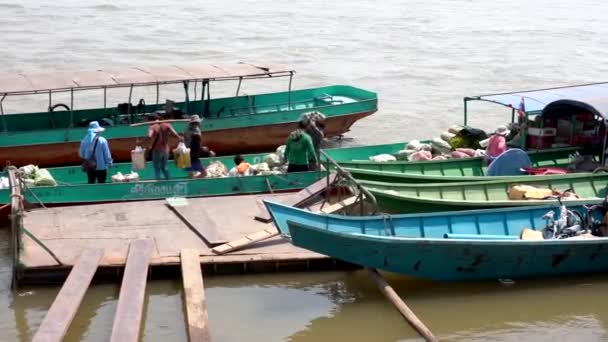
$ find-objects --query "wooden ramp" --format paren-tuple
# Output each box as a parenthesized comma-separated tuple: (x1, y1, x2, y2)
(255, 173, 337, 222)
(181, 249, 211, 342)
(32, 249, 103, 342)
(167, 197, 227, 246)
(318, 196, 358, 214)
(212, 228, 279, 255)
(110, 239, 153, 342)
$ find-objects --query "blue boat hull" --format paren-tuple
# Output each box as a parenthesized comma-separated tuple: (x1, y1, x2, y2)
(263, 200, 608, 281)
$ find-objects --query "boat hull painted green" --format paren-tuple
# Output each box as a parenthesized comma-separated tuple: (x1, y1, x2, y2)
(264, 200, 608, 281)
(0, 85, 377, 167)
(362, 173, 608, 213)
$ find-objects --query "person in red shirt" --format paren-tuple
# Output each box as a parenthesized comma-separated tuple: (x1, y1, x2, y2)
(147, 114, 181, 180)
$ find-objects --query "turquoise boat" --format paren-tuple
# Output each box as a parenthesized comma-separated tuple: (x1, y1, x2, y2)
(0, 63, 377, 167)
(264, 200, 608, 281)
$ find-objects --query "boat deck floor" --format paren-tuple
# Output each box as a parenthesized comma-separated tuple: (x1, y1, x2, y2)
(19, 194, 344, 284)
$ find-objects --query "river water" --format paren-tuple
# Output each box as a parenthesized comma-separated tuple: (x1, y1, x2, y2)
(2, 0, 608, 340)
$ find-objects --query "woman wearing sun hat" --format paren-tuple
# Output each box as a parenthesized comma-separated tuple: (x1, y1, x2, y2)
(79, 121, 113, 184)
(183, 115, 208, 178)
(485, 125, 510, 164)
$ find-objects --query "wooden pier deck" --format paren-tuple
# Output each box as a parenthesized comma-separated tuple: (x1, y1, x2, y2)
(17, 193, 348, 283)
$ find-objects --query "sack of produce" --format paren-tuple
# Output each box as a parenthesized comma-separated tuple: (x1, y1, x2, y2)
(431, 137, 452, 155)
(264, 153, 282, 168)
(432, 155, 448, 160)
(419, 143, 432, 152)
(450, 151, 469, 159)
(172, 142, 191, 168)
(19, 165, 38, 179)
(206, 161, 228, 178)
(131, 146, 146, 171)
(455, 148, 476, 157)
(406, 140, 422, 150)
(125, 172, 140, 182)
(440, 132, 455, 143)
(395, 149, 416, 161)
(112, 172, 125, 183)
(508, 185, 553, 200)
(408, 150, 432, 161)
(448, 125, 465, 135)
(0, 177, 9, 189)
(474, 149, 486, 157)
(251, 162, 270, 174)
(370, 154, 397, 162)
(33, 168, 57, 186)
(276, 145, 286, 164)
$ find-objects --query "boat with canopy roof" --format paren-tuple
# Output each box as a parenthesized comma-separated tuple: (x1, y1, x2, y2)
(0, 62, 377, 166)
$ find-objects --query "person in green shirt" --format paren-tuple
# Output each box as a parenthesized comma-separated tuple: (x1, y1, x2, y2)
(285, 120, 318, 173)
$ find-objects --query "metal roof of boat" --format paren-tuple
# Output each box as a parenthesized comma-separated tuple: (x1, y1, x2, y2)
(469, 81, 608, 117)
(0, 63, 294, 95)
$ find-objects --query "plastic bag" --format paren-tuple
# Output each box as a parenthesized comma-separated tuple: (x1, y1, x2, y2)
(251, 162, 270, 174)
(431, 137, 452, 154)
(450, 151, 469, 159)
(406, 140, 422, 150)
(264, 153, 282, 168)
(112, 172, 125, 182)
(131, 146, 146, 171)
(0, 177, 9, 189)
(441, 132, 455, 143)
(276, 145, 286, 164)
(33, 169, 57, 186)
(173, 142, 191, 168)
(370, 154, 397, 162)
(19, 165, 38, 179)
(395, 149, 416, 161)
(456, 148, 476, 157)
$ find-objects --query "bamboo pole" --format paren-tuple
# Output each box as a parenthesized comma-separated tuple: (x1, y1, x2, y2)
(367, 268, 437, 342)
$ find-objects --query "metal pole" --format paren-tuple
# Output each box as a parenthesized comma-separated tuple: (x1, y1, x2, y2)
(184, 81, 190, 116)
(103, 87, 107, 111)
(201, 80, 206, 116)
(48, 90, 52, 113)
(193, 80, 198, 103)
(128, 84, 134, 123)
(156, 83, 160, 111)
(235, 77, 243, 96)
(205, 81, 211, 117)
(511, 108, 515, 123)
(69, 88, 74, 128)
(0, 94, 7, 132)
(288, 72, 293, 110)
(463, 97, 468, 126)
(602, 120, 608, 165)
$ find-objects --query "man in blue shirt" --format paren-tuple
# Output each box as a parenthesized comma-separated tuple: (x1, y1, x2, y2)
(79, 121, 113, 183)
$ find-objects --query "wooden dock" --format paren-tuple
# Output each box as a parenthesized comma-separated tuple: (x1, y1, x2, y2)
(16, 193, 355, 283)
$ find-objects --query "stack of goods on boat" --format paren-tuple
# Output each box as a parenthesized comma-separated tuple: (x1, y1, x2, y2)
(17, 165, 57, 187)
(508, 185, 581, 200)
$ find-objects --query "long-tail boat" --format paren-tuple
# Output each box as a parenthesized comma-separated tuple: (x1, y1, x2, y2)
(0, 63, 377, 166)
(264, 200, 608, 281)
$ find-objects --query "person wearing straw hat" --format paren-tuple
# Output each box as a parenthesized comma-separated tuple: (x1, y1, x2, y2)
(183, 114, 210, 178)
(485, 125, 510, 163)
(79, 121, 113, 184)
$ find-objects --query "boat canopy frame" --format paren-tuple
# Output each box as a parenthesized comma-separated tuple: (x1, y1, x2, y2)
(0, 62, 295, 131)
(462, 81, 608, 163)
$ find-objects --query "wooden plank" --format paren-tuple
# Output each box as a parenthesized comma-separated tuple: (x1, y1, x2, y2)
(32, 249, 103, 342)
(180, 249, 210, 342)
(212, 228, 279, 255)
(318, 196, 358, 214)
(167, 198, 227, 246)
(255, 173, 337, 222)
(110, 239, 153, 342)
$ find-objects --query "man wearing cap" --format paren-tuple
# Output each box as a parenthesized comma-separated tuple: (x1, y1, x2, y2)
(79, 121, 113, 184)
(148, 114, 181, 180)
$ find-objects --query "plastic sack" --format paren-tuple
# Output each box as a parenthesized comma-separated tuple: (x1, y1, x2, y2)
(431, 137, 452, 154)
(450, 151, 469, 159)
(276, 145, 286, 164)
(408, 150, 432, 161)
(19, 165, 38, 179)
(456, 148, 476, 157)
(406, 140, 422, 150)
(33, 168, 57, 186)
(432, 155, 448, 161)
(395, 149, 416, 161)
(264, 153, 282, 168)
(131, 146, 146, 171)
(0, 177, 9, 189)
(370, 154, 397, 162)
(448, 125, 465, 135)
(251, 162, 270, 174)
(206, 161, 228, 178)
(440, 132, 455, 143)
(474, 149, 486, 157)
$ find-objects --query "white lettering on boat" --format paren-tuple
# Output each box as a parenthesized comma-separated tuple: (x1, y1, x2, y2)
(128, 182, 189, 198)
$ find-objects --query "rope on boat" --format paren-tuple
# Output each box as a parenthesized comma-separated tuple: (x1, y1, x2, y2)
(20, 226, 63, 266)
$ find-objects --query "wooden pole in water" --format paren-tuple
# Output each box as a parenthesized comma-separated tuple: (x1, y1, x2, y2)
(367, 268, 437, 342)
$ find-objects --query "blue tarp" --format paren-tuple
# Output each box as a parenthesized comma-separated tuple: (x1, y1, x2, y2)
(472, 82, 608, 119)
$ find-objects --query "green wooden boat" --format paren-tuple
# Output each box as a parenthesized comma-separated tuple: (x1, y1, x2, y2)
(0, 152, 324, 207)
(342, 147, 582, 183)
(0, 63, 377, 167)
(360, 173, 608, 213)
